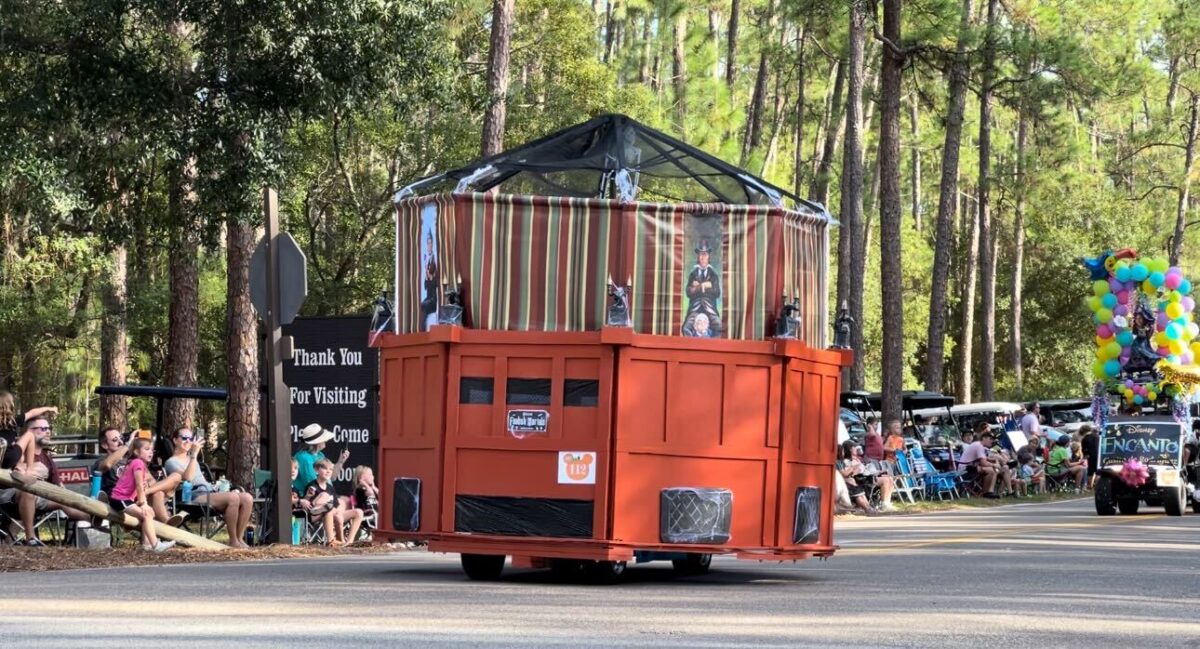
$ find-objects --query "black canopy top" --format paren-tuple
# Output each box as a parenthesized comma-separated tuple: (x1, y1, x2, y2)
(841, 390, 955, 412)
(397, 114, 828, 214)
(95, 385, 228, 401)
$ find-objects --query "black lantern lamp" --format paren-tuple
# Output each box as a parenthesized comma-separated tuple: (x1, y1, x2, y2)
(438, 275, 464, 326)
(832, 301, 853, 349)
(774, 295, 802, 339)
(607, 276, 633, 327)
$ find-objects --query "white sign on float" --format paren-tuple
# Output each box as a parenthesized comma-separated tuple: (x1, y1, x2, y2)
(558, 451, 597, 485)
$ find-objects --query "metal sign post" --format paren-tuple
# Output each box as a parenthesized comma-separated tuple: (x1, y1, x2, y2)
(263, 188, 295, 544)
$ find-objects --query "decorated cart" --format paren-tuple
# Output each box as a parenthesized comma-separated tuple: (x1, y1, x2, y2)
(371, 115, 851, 580)
(1081, 249, 1200, 515)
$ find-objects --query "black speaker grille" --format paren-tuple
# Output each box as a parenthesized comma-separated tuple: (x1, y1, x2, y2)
(660, 487, 733, 544)
(793, 486, 822, 544)
(392, 477, 421, 531)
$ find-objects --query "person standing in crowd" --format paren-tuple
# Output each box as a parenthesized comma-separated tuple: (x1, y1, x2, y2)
(863, 418, 884, 462)
(1079, 424, 1100, 489)
(108, 438, 174, 552)
(1020, 403, 1042, 439)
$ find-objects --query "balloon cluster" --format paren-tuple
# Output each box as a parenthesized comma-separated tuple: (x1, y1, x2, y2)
(1084, 251, 1198, 404)
(1118, 458, 1149, 488)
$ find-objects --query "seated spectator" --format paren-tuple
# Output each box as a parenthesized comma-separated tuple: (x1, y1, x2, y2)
(1018, 450, 1045, 494)
(163, 428, 253, 548)
(0, 418, 94, 545)
(0, 391, 57, 468)
(882, 419, 906, 462)
(958, 430, 1013, 498)
(1046, 436, 1086, 491)
(109, 438, 175, 552)
(91, 427, 186, 527)
(352, 466, 380, 532)
(835, 442, 877, 514)
(303, 460, 364, 546)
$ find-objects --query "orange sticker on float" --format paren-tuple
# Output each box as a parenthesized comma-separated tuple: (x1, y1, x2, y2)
(558, 451, 596, 484)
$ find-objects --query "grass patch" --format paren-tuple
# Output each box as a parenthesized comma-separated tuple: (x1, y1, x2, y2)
(838, 490, 1086, 518)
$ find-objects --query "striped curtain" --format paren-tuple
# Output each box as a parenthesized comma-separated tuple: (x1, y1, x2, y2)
(393, 193, 828, 344)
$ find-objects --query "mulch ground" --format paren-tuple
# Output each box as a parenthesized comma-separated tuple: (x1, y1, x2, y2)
(0, 543, 413, 573)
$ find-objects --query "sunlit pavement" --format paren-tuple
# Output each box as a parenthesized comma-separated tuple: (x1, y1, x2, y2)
(2, 498, 1199, 648)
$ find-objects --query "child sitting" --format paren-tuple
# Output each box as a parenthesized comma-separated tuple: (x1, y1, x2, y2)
(302, 460, 363, 547)
(352, 466, 380, 533)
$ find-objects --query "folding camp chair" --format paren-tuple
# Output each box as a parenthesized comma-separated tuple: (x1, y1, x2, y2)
(890, 450, 923, 504)
(0, 502, 68, 545)
(909, 444, 961, 500)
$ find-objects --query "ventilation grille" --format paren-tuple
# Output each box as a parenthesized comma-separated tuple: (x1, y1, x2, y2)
(660, 487, 733, 544)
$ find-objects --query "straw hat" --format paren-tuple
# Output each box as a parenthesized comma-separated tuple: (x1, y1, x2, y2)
(300, 423, 335, 445)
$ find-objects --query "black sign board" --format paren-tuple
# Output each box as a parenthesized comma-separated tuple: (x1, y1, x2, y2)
(507, 409, 550, 438)
(281, 315, 378, 492)
(1100, 422, 1183, 468)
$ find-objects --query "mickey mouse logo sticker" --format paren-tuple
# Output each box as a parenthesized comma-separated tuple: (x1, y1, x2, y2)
(558, 452, 596, 484)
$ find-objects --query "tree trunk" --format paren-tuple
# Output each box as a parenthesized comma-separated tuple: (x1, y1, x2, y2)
(910, 93, 922, 231)
(481, 0, 516, 156)
(923, 0, 974, 394)
(838, 1, 867, 390)
(977, 0, 998, 402)
(165, 163, 200, 436)
(1171, 91, 1199, 266)
(741, 0, 776, 167)
(1166, 55, 1180, 126)
(672, 9, 689, 134)
(1010, 81, 1029, 398)
(604, 0, 616, 63)
(725, 0, 740, 89)
(793, 22, 808, 197)
(225, 220, 260, 491)
(638, 13, 651, 83)
(99, 246, 129, 429)
(878, 0, 905, 421)
(957, 186, 979, 404)
(811, 57, 847, 207)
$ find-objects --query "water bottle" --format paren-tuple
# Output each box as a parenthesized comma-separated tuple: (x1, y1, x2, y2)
(181, 481, 193, 503)
(291, 517, 303, 544)
(89, 471, 102, 499)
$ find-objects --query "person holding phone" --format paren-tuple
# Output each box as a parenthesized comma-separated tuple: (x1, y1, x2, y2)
(164, 427, 254, 548)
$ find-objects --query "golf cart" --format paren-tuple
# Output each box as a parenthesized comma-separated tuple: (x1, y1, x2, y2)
(1093, 415, 1199, 516)
(841, 390, 956, 470)
(1038, 399, 1094, 434)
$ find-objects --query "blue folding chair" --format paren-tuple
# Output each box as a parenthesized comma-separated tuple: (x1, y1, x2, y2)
(910, 443, 962, 500)
(891, 449, 923, 503)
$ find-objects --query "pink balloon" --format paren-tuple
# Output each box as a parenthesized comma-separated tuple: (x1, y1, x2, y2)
(1166, 274, 1182, 290)
(1157, 322, 1166, 332)
(1097, 324, 1113, 338)
(1159, 346, 1172, 356)
(1117, 290, 1130, 303)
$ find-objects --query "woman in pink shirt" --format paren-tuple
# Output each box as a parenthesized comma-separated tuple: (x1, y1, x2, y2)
(110, 439, 174, 552)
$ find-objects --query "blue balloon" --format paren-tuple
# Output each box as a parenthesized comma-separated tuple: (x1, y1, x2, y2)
(1117, 330, 1134, 346)
(1104, 359, 1121, 376)
(1102, 293, 1117, 308)
(1166, 323, 1183, 340)
(1115, 267, 1131, 282)
(1134, 395, 1144, 405)
(1180, 279, 1193, 295)
(1150, 271, 1166, 287)
(1131, 264, 1150, 281)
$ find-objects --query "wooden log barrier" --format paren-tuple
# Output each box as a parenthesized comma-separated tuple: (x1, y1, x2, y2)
(0, 468, 228, 551)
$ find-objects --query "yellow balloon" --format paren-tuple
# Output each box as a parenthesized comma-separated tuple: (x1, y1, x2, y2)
(1191, 342, 1200, 358)
(1169, 339, 1185, 355)
(1167, 302, 1184, 320)
(1148, 392, 1157, 401)
(1143, 279, 1155, 294)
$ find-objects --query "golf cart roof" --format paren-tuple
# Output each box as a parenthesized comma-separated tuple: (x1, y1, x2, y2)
(1038, 399, 1092, 410)
(948, 402, 1023, 416)
(840, 391, 955, 412)
(94, 385, 228, 401)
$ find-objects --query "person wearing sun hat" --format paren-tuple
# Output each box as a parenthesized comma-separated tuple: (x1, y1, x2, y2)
(293, 423, 350, 491)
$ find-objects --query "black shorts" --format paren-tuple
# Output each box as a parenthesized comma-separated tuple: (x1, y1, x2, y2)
(846, 482, 866, 498)
(111, 499, 137, 512)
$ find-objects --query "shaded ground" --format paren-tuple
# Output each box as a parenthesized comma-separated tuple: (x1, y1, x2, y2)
(0, 543, 404, 572)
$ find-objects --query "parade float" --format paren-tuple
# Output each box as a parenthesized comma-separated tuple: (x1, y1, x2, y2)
(1081, 249, 1200, 515)
(370, 114, 851, 581)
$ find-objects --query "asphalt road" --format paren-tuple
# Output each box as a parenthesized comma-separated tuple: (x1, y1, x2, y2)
(3, 498, 1200, 648)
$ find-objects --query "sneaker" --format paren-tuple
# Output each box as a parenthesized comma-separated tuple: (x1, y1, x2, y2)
(153, 540, 176, 553)
(165, 513, 188, 528)
(25, 538, 45, 547)
(983, 492, 1000, 499)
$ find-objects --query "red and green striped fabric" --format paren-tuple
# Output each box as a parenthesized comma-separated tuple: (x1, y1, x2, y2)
(394, 193, 828, 344)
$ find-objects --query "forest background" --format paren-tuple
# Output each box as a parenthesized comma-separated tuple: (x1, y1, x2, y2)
(3, 0, 1198, 486)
